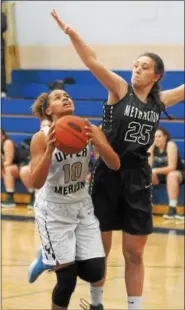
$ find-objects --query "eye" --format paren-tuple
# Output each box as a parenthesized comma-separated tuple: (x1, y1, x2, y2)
(55, 96, 60, 100)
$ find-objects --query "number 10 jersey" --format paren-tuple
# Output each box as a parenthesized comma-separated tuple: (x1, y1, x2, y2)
(38, 126, 91, 203)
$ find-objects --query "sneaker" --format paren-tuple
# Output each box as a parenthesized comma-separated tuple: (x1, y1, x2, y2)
(27, 246, 53, 283)
(163, 207, 176, 219)
(2, 194, 16, 208)
(27, 194, 35, 210)
(90, 305, 104, 310)
(175, 213, 185, 220)
(80, 299, 104, 310)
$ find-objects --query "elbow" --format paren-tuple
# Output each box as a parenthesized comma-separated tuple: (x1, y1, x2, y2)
(109, 157, 121, 171)
(33, 183, 43, 190)
(31, 175, 44, 190)
(168, 166, 176, 173)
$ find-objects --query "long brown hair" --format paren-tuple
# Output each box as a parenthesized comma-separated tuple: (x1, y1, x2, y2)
(139, 52, 173, 120)
(156, 127, 171, 149)
(32, 93, 52, 121)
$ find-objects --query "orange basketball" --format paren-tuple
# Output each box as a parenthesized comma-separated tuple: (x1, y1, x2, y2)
(55, 115, 88, 154)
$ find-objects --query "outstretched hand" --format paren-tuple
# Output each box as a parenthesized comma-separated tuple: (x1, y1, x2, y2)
(51, 9, 71, 34)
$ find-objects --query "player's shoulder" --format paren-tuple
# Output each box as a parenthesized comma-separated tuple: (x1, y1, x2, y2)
(31, 130, 46, 146)
(107, 84, 131, 105)
(166, 140, 177, 150)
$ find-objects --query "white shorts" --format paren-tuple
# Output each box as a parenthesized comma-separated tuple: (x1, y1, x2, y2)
(34, 195, 105, 265)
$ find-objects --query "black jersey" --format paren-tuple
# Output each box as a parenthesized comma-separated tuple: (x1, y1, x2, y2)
(100, 85, 163, 169)
(153, 144, 183, 171)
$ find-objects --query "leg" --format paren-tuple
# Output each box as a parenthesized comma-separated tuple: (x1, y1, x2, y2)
(52, 263, 77, 310)
(2, 165, 19, 207)
(75, 197, 106, 309)
(89, 172, 120, 308)
(167, 170, 182, 201)
(77, 257, 105, 310)
(32, 197, 78, 309)
(3, 164, 19, 191)
(152, 172, 159, 185)
(19, 164, 33, 189)
(120, 165, 153, 309)
(19, 164, 35, 208)
(87, 232, 111, 309)
(122, 232, 147, 296)
(164, 171, 183, 219)
(91, 231, 112, 287)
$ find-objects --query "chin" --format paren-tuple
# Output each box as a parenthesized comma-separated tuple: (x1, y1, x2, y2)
(62, 109, 74, 116)
(131, 78, 139, 87)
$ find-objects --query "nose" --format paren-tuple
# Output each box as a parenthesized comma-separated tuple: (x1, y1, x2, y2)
(135, 66, 141, 74)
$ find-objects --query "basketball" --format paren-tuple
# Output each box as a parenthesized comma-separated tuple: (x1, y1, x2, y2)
(55, 115, 88, 154)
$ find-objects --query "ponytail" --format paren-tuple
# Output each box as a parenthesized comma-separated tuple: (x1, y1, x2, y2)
(32, 93, 52, 121)
(149, 82, 174, 120)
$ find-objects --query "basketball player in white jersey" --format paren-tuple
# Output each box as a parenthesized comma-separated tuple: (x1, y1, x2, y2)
(29, 89, 120, 310)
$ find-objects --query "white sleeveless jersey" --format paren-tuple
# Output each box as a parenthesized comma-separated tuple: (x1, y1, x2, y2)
(38, 126, 91, 203)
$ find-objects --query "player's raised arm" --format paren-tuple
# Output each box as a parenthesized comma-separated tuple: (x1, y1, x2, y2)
(51, 9, 128, 101)
(160, 84, 184, 107)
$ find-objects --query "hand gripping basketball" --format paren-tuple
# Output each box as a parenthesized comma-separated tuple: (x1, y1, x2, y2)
(55, 116, 89, 154)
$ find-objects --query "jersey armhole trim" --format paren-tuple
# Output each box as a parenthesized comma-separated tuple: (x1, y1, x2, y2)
(103, 85, 131, 107)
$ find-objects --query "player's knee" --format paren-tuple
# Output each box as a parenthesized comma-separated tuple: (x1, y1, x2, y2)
(52, 263, 77, 307)
(77, 257, 105, 283)
(124, 247, 144, 265)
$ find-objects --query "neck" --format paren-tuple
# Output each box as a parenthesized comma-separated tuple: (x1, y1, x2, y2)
(158, 142, 166, 151)
(132, 84, 152, 103)
(52, 112, 73, 121)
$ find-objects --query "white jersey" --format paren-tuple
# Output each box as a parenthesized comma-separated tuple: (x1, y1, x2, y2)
(38, 126, 91, 203)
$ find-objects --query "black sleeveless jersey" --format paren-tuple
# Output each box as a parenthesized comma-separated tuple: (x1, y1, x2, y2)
(99, 85, 163, 170)
(153, 144, 183, 171)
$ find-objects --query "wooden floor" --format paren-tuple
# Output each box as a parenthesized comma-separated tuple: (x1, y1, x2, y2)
(1, 214, 184, 310)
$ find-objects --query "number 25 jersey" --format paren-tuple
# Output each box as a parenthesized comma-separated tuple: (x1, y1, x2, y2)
(101, 85, 163, 168)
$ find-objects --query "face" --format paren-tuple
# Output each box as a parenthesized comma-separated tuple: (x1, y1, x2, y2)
(154, 130, 167, 148)
(131, 56, 160, 89)
(45, 90, 74, 119)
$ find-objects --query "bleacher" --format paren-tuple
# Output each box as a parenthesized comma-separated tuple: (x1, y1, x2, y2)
(1, 69, 185, 208)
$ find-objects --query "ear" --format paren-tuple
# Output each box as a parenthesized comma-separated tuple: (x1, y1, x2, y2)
(153, 73, 161, 83)
(45, 107, 52, 116)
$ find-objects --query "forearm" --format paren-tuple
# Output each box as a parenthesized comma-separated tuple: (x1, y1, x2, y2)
(148, 155, 154, 167)
(94, 142, 120, 171)
(153, 166, 175, 175)
(4, 160, 13, 166)
(31, 149, 53, 189)
(68, 29, 97, 66)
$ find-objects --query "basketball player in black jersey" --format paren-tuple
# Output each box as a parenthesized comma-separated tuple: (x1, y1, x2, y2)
(30, 10, 184, 310)
(149, 127, 184, 220)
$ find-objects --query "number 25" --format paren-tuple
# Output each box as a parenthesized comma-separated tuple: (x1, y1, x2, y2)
(124, 121, 153, 145)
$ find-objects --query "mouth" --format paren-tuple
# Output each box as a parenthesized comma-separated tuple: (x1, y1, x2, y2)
(63, 100, 72, 107)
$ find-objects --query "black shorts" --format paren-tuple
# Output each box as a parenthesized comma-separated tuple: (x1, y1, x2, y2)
(91, 164, 153, 235)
